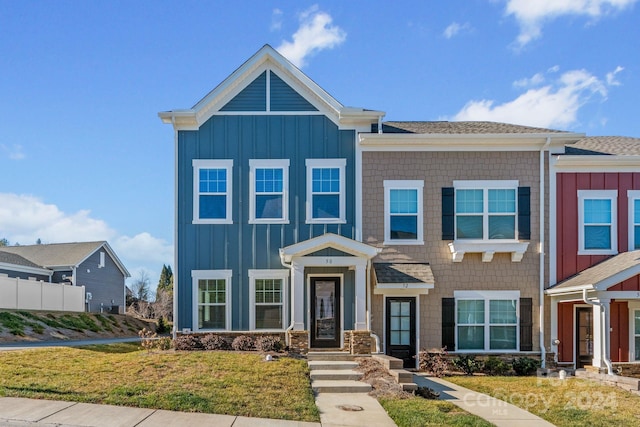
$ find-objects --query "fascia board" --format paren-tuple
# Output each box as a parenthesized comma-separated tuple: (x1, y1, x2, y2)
(0, 262, 53, 277)
(594, 264, 640, 291)
(553, 155, 640, 171)
(545, 284, 593, 296)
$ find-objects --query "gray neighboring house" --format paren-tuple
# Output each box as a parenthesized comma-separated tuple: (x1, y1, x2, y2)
(0, 241, 130, 313)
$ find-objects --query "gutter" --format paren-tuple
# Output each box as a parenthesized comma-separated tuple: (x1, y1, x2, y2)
(366, 259, 381, 353)
(582, 289, 614, 375)
(539, 137, 550, 367)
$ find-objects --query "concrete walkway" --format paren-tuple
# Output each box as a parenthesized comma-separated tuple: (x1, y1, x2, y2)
(414, 374, 555, 427)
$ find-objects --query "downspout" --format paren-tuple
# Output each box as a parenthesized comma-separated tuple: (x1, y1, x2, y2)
(582, 289, 614, 375)
(172, 118, 179, 340)
(281, 255, 295, 347)
(539, 137, 550, 367)
(366, 259, 381, 353)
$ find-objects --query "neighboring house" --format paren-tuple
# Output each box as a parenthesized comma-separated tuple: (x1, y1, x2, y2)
(546, 137, 640, 373)
(0, 241, 130, 313)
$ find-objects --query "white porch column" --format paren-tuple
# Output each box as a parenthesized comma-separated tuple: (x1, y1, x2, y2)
(291, 261, 305, 330)
(601, 299, 612, 370)
(354, 262, 367, 330)
(592, 302, 605, 368)
(550, 296, 558, 362)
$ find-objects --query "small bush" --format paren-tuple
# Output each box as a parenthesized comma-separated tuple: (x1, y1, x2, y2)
(174, 334, 203, 351)
(415, 386, 440, 399)
(512, 357, 541, 376)
(201, 334, 230, 350)
(418, 348, 449, 378)
(452, 355, 482, 375)
(231, 335, 255, 351)
(156, 317, 169, 334)
(255, 335, 282, 352)
(138, 328, 157, 353)
(483, 356, 511, 376)
(156, 337, 173, 351)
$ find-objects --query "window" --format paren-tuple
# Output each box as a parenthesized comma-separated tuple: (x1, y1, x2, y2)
(578, 190, 617, 255)
(629, 191, 640, 251)
(306, 159, 346, 223)
(249, 159, 289, 223)
(192, 270, 231, 331)
(635, 310, 640, 361)
(455, 291, 519, 351)
(384, 180, 424, 244)
(454, 181, 518, 241)
(98, 252, 105, 268)
(249, 270, 288, 330)
(193, 159, 233, 224)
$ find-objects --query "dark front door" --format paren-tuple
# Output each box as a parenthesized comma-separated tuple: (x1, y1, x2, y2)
(386, 297, 416, 368)
(310, 277, 341, 348)
(576, 307, 594, 368)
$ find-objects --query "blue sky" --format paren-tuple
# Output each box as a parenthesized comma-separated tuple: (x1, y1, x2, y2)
(1, 0, 638, 291)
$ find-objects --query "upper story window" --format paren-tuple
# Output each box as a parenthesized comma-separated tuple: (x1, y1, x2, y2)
(454, 181, 518, 241)
(384, 180, 424, 245)
(249, 159, 289, 224)
(192, 159, 233, 224)
(578, 189, 617, 255)
(629, 190, 640, 251)
(306, 159, 346, 224)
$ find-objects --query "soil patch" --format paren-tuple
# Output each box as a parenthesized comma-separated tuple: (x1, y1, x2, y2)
(355, 357, 413, 399)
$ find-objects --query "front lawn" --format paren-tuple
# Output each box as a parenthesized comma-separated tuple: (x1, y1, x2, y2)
(0, 343, 319, 422)
(447, 375, 640, 427)
(379, 397, 493, 427)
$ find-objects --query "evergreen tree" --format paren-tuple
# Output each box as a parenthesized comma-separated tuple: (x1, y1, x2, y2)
(0, 238, 8, 247)
(157, 264, 173, 293)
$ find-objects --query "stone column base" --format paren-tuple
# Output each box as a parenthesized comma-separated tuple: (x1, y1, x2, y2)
(349, 330, 372, 355)
(288, 330, 309, 354)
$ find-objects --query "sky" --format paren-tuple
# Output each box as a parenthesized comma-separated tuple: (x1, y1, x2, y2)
(1, 0, 638, 293)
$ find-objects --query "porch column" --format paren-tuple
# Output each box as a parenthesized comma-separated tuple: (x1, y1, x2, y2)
(591, 299, 612, 369)
(354, 262, 367, 330)
(291, 262, 305, 330)
(602, 299, 612, 370)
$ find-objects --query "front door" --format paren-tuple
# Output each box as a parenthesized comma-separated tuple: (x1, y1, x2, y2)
(310, 277, 341, 348)
(386, 297, 416, 368)
(576, 307, 593, 368)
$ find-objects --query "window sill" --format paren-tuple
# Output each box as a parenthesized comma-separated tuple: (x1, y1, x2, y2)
(305, 219, 347, 225)
(577, 249, 618, 256)
(448, 241, 529, 262)
(193, 219, 233, 225)
(383, 240, 424, 246)
(249, 219, 290, 225)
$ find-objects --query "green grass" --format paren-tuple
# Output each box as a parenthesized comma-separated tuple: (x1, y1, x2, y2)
(380, 397, 493, 427)
(0, 312, 46, 335)
(94, 314, 114, 332)
(447, 375, 640, 427)
(0, 344, 319, 422)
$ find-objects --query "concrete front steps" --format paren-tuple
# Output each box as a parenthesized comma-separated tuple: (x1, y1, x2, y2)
(308, 352, 372, 393)
(371, 354, 418, 392)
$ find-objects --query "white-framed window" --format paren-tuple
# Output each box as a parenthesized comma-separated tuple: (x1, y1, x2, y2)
(192, 159, 233, 224)
(628, 190, 640, 251)
(578, 190, 617, 255)
(454, 290, 519, 351)
(306, 159, 346, 223)
(249, 159, 290, 224)
(192, 270, 232, 331)
(249, 269, 288, 330)
(454, 180, 518, 241)
(98, 252, 105, 268)
(634, 309, 640, 361)
(384, 180, 424, 245)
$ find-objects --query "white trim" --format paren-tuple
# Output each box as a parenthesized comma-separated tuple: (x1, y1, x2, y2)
(307, 273, 344, 348)
(248, 269, 289, 331)
(383, 180, 424, 245)
(248, 159, 290, 224)
(192, 159, 233, 224)
(98, 252, 105, 268)
(191, 270, 232, 332)
(453, 290, 520, 353)
(553, 155, 640, 172)
(355, 142, 363, 242)
(629, 190, 640, 251)
(572, 303, 592, 367)
(279, 233, 380, 263)
(0, 262, 53, 278)
(305, 159, 347, 224)
(550, 158, 558, 285)
(577, 189, 618, 255)
(629, 302, 640, 362)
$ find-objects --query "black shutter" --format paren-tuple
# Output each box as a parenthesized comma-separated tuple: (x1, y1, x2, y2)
(518, 187, 531, 240)
(442, 187, 455, 240)
(520, 297, 533, 351)
(442, 298, 455, 351)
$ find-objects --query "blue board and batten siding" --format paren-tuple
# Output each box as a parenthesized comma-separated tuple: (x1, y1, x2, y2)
(177, 113, 357, 330)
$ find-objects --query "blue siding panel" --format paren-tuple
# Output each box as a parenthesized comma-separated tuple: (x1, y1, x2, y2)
(220, 71, 267, 112)
(270, 72, 318, 112)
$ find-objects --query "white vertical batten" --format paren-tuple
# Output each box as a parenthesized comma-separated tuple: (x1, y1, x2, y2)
(539, 137, 550, 367)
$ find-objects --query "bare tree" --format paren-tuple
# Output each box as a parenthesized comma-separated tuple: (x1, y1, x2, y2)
(127, 271, 152, 318)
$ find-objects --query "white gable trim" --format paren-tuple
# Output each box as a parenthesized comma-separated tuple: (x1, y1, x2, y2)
(279, 233, 380, 263)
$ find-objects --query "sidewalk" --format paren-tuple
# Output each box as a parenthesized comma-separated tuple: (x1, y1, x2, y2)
(414, 374, 555, 427)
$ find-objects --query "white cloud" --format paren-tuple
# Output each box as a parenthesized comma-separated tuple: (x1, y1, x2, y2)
(606, 65, 624, 85)
(513, 72, 545, 88)
(443, 22, 471, 39)
(276, 5, 346, 68)
(1, 144, 25, 160)
(504, 0, 638, 47)
(452, 67, 619, 129)
(0, 193, 173, 290)
(270, 8, 283, 31)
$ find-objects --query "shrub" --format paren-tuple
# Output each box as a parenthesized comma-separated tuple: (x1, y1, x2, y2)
(138, 328, 157, 353)
(255, 335, 282, 352)
(201, 334, 230, 350)
(512, 357, 541, 376)
(156, 317, 169, 334)
(173, 334, 203, 351)
(483, 356, 511, 376)
(156, 336, 173, 351)
(452, 355, 482, 375)
(231, 335, 255, 351)
(418, 348, 449, 378)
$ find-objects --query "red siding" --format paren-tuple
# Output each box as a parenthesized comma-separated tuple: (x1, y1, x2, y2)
(558, 302, 576, 362)
(556, 172, 640, 282)
(611, 301, 629, 362)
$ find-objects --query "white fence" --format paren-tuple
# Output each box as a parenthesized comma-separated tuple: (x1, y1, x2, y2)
(0, 275, 85, 312)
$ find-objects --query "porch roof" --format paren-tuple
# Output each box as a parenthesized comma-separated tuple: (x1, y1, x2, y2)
(279, 233, 381, 263)
(546, 250, 640, 295)
(373, 263, 435, 294)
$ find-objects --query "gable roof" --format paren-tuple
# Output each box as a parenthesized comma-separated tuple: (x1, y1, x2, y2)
(0, 251, 42, 269)
(376, 121, 569, 135)
(546, 250, 640, 295)
(279, 233, 380, 262)
(0, 241, 130, 277)
(565, 136, 640, 156)
(159, 44, 384, 130)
